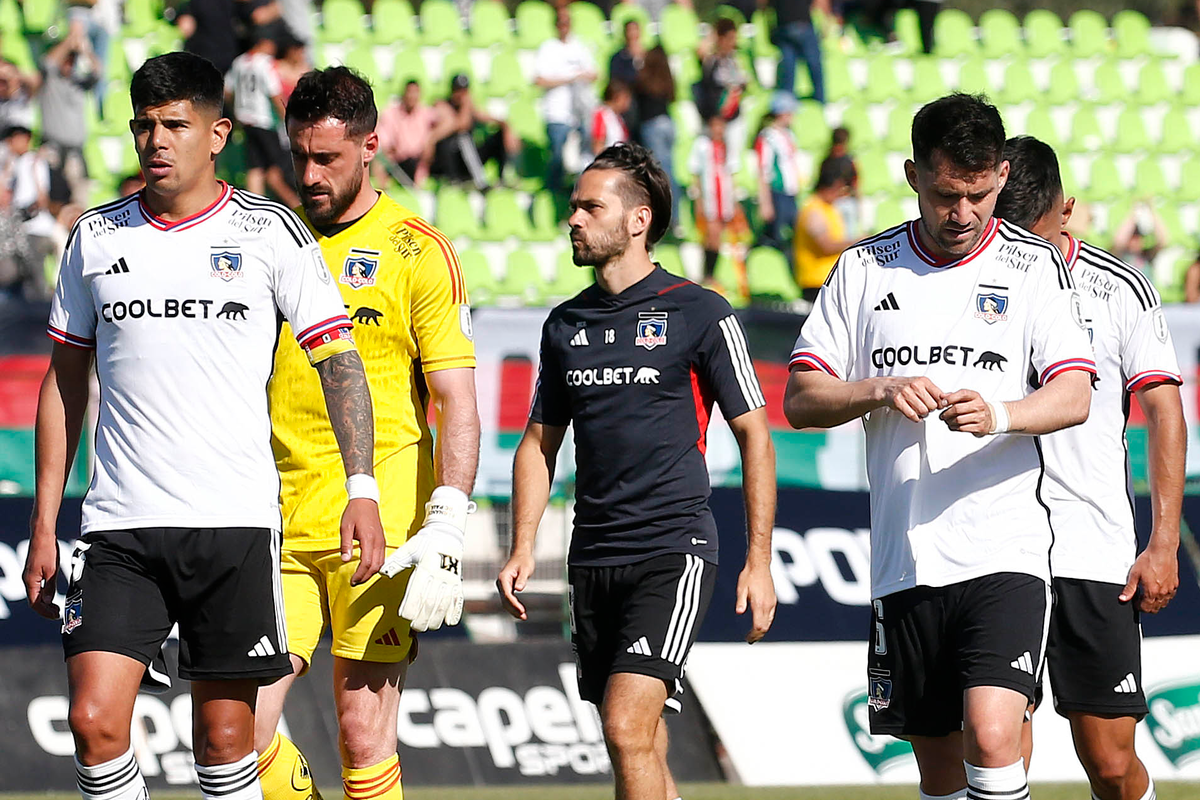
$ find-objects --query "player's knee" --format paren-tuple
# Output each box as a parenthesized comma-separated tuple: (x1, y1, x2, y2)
(68, 700, 127, 759)
(601, 709, 656, 758)
(1084, 745, 1137, 791)
(338, 710, 393, 767)
(968, 719, 1021, 765)
(194, 720, 252, 765)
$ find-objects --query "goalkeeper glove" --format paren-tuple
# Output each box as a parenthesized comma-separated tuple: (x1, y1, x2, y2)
(380, 486, 474, 631)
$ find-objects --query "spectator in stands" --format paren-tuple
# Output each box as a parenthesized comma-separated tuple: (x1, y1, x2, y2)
(39, 28, 99, 206)
(690, 113, 740, 283)
(0, 58, 40, 133)
(695, 17, 748, 123)
(276, 35, 310, 103)
(375, 79, 436, 187)
(66, 0, 119, 118)
(0, 181, 35, 303)
(825, 125, 861, 235)
(634, 43, 680, 234)
(609, 19, 645, 132)
(0, 124, 52, 297)
(592, 81, 632, 154)
(794, 157, 856, 301)
(177, 0, 239, 75)
(769, 0, 826, 104)
(1113, 201, 1170, 280)
(755, 92, 801, 257)
(428, 73, 520, 191)
(535, 6, 597, 194)
(225, 31, 299, 206)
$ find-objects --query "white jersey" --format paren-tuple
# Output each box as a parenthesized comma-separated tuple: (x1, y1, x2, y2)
(791, 218, 1096, 599)
(1041, 235, 1181, 584)
(48, 184, 353, 534)
(225, 51, 282, 130)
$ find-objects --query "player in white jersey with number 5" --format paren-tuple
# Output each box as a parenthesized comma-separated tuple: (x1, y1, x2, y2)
(996, 136, 1185, 800)
(785, 94, 1096, 800)
(22, 52, 385, 800)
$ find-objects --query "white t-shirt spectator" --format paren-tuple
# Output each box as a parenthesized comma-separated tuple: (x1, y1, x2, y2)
(226, 51, 282, 130)
(8, 149, 49, 213)
(535, 35, 595, 126)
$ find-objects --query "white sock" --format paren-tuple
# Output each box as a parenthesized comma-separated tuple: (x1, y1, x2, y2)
(195, 752, 262, 800)
(920, 790, 968, 800)
(965, 759, 1029, 800)
(75, 747, 147, 800)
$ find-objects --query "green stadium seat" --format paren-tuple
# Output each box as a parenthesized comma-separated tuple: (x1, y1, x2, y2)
(470, 0, 513, 48)
(441, 47, 476, 89)
(1157, 204, 1191, 249)
(385, 182, 422, 214)
(661, 5, 701, 56)
(1086, 157, 1122, 201)
(507, 96, 547, 146)
(713, 4, 746, 26)
(1136, 62, 1172, 106)
(0, 0, 22, 36)
(1092, 60, 1129, 105)
(872, 199, 907, 233)
(485, 49, 529, 99)
(434, 187, 481, 239)
(459, 249, 498, 305)
(838, 104, 877, 151)
(1112, 9, 1153, 59)
(22, 0, 60, 35)
(1134, 158, 1169, 199)
(1024, 9, 1067, 58)
(1022, 107, 1062, 151)
(320, 0, 366, 43)
(747, 247, 799, 302)
(1068, 10, 1110, 58)
(0, 24, 33, 72)
(862, 55, 903, 105)
(341, 43, 381, 86)
(528, 191, 560, 241)
(933, 9, 978, 58)
(97, 91, 134, 137)
(123, 0, 162, 37)
(1182, 63, 1200, 107)
(907, 56, 948, 105)
(611, 3, 651, 35)
(569, 1, 608, 51)
(515, 1, 555, 50)
(998, 61, 1039, 106)
(549, 251, 593, 300)
(1176, 159, 1200, 203)
(712, 254, 748, 307)
(1044, 60, 1081, 106)
(883, 105, 910, 153)
(421, 0, 465, 45)
(1112, 108, 1150, 154)
(1157, 108, 1195, 154)
(856, 150, 895, 197)
(750, 10, 780, 60)
(480, 189, 533, 240)
(821, 54, 855, 103)
(893, 8, 925, 56)
(373, 0, 418, 46)
(791, 100, 830, 152)
(391, 50, 431, 96)
(955, 59, 991, 96)
(654, 244, 686, 278)
(979, 8, 1022, 59)
(499, 251, 546, 305)
(675, 55, 702, 101)
(1067, 106, 1104, 153)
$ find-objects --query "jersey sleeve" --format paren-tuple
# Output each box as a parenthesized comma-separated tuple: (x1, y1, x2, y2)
(265, 62, 282, 98)
(1122, 295, 1182, 393)
(694, 297, 766, 420)
(1028, 251, 1096, 385)
(789, 255, 854, 379)
(270, 214, 354, 365)
(407, 221, 476, 373)
(47, 225, 96, 349)
(528, 318, 571, 426)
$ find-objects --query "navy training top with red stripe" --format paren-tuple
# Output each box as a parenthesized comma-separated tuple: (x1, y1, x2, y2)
(530, 266, 766, 567)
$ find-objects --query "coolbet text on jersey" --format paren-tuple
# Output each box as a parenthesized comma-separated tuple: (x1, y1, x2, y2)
(269, 192, 475, 552)
(791, 218, 1097, 599)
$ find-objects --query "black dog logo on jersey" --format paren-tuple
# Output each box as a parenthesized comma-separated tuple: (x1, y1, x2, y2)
(341, 249, 380, 289)
(973, 351, 1006, 371)
(635, 312, 668, 350)
(352, 307, 383, 325)
(210, 250, 243, 281)
(217, 301, 249, 320)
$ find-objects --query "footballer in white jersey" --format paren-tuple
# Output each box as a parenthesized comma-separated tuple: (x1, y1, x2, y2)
(785, 95, 1095, 800)
(22, 53, 385, 800)
(997, 135, 1184, 800)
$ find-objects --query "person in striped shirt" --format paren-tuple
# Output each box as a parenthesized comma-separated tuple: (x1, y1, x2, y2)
(754, 92, 801, 257)
(592, 80, 632, 154)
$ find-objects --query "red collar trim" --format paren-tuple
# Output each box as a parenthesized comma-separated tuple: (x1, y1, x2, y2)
(907, 217, 999, 268)
(1064, 233, 1080, 271)
(139, 182, 232, 231)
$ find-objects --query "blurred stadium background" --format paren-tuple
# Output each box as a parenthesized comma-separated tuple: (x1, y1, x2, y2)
(4, 0, 1200, 795)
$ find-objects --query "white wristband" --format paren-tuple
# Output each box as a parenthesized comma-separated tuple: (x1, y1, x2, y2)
(345, 473, 380, 503)
(424, 486, 476, 533)
(986, 400, 1011, 435)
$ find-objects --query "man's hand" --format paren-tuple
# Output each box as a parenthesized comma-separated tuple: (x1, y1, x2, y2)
(23, 532, 61, 619)
(340, 497, 385, 585)
(939, 389, 995, 436)
(497, 551, 535, 620)
(1121, 542, 1178, 613)
(736, 562, 776, 643)
(380, 487, 471, 631)
(876, 376, 945, 422)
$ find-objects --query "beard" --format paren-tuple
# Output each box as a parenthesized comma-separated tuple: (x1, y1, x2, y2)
(571, 224, 631, 267)
(300, 162, 361, 226)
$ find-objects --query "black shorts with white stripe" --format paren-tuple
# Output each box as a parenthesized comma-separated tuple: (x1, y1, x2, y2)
(568, 552, 716, 713)
(61, 527, 292, 684)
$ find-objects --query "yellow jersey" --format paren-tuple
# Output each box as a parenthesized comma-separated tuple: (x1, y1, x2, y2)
(794, 194, 846, 290)
(269, 193, 475, 551)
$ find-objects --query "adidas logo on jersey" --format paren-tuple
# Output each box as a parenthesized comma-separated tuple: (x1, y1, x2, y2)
(1010, 651, 1034, 675)
(247, 635, 276, 657)
(626, 636, 652, 656)
(105, 258, 130, 275)
(1114, 673, 1138, 693)
(570, 328, 590, 347)
(873, 292, 900, 311)
(374, 628, 404, 647)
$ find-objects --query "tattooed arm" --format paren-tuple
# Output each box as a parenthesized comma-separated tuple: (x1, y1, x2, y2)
(316, 349, 385, 583)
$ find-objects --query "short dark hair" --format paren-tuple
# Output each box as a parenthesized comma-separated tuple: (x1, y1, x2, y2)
(285, 66, 377, 138)
(130, 52, 223, 116)
(994, 136, 1063, 230)
(911, 93, 1005, 173)
(831, 126, 850, 146)
(603, 79, 630, 102)
(404, 79, 420, 90)
(584, 142, 673, 246)
(815, 157, 847, 191)
(715, 17, 737, 37)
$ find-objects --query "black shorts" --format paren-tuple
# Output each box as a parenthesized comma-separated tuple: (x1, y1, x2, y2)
(1046, 577, 1146, 719)
(243, 124, 285, 171)
(568, 553, 716, 714)
(62, 528, 292, 684)
(868, 572, 1050, 737)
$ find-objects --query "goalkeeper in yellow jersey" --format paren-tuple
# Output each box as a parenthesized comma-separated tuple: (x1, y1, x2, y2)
(254, 67, 479, 800)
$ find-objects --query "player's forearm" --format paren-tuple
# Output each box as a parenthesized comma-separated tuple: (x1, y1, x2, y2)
(434, 392, 480, 496)
(1142, 383, 1186, 552)
(733, 418, 776, 568)
(31, 359, 90, 538)
(316, 350, 376, 477)
(783, 369, 886, 429)
(510, 434, 555, 557)
(1003, 370, 1091, 435)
